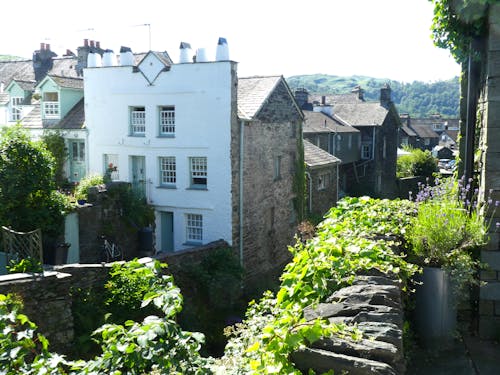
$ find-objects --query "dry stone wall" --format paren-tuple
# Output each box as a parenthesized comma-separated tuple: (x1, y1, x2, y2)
(291, 271, 405, 375)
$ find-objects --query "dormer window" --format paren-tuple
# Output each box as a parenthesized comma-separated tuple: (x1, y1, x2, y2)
(43, 92, 59, 118)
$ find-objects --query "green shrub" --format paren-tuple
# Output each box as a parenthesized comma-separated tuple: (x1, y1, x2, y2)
(397, 148, 438, 178)
(74, 174, 104, 201)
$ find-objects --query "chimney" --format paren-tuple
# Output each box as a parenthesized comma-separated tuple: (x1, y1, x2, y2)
(64, 49, 76, 57)
(33, 42, 57, 82)
(321, 96, 326, 105)
(380, 83, 392, 107)
(294, 88, 309, 109)
(179, 42, 192, 63)
(90, 40, 95, 48)
(96, 41, 100, 49)
(351, 85, 365, 101)
(84, 39, 89, 47)
(215, 37, 229, 61)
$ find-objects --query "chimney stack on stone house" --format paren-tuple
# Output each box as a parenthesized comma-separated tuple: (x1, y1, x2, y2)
(76, 39, 104, 76)
(294, 88, 309, 109)
(380, 83, 392, 107)
(32, 43, 57, 82)
(351, 85, 365, 101)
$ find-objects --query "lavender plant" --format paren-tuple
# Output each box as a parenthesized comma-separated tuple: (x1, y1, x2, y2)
(407, 176, 494, 300)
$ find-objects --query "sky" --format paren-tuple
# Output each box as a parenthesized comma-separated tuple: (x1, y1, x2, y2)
(0, 0, 461, 83)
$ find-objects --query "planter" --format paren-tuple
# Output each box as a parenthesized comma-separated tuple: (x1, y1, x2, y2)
(414, 266, 457, 349)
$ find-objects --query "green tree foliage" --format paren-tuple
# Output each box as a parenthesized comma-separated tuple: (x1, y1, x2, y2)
(41, 132, 67, 188)
(0, 125, 71, 238)
(430, 0, 491, 63)
(397, 148, 438, 178)
(287, 74, 460, 118)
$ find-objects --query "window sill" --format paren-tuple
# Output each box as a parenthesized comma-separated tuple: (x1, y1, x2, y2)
(183, 241, 203, 246)
(187, 187, 208, 191)
(158, 134, 175, 138)
(129, 134, 146, 137)
(157, 185, 176, 190)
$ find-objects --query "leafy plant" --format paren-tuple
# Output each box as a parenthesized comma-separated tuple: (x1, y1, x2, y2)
(406, 176, 491, 299)
(397, 147, 438, 178)
(6, 257, 43, 274)
(74, 173, 104, 201)
(216, 197, 419, 373)
(41, 132, 68, 188)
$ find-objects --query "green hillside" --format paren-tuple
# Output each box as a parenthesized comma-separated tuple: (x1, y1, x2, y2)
(286, 74, 460, 118)
(0, 55, 24, 61)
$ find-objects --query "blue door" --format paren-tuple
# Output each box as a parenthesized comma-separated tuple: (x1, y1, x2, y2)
(161, 212, 174, 252)
(131, 156, 146, 198)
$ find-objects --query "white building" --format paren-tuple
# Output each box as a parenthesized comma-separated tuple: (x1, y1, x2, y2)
(84, 43, 235, 252)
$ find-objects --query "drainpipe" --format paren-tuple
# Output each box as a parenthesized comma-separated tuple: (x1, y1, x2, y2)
(336, 163, 339, 203)
(372, 127, 376, 160)
(464, 38, 480, 186)
(305, 171, 312, 214)
(239, 120, 244, 268)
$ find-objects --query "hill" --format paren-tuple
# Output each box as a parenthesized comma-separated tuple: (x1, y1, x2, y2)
(286, 74, 460, 118)
(0, 55, 25, 61)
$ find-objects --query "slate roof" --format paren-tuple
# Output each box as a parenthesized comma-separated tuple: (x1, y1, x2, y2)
(443, 129, 458, 142)
(411, 125, 439, 138)
(310, 93, 362, 104)
(237, 76, 282, 120)
(400, 125, 417, 137)
(303, 110, 359, 134)
(20, 104, 42, 129)
(304, 139, 341, 168)
(333, 102, 389, 127)
(13, 80, 36, 91)
(48, 75, 83, 89)
(49, 98, 85, 130)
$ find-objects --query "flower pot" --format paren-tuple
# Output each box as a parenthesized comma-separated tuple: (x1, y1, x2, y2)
(414, 266, 457, 349)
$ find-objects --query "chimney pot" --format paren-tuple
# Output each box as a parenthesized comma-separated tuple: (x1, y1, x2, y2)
(45, 43, 51, 50)
(40, 42, 45, 51)
(321, 96, 326, 105)
(84, 39, 89, 47)
(96, 41, 100, 49)
(90, 40, 95, 48)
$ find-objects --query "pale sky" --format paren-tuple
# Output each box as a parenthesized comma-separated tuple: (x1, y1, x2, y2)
(1, 0, 460, 83)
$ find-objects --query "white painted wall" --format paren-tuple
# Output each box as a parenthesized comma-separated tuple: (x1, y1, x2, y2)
(84, 58, 235, 251)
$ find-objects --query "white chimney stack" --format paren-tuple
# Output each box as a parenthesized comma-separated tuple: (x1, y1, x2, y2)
(87, 51, 98, 68)
(120, 46, 134, 66)
(102, 49, 117, 67)
(179, 42, 192, 63)
(215, 37, 229, 61)
(196, 48, 208, 62)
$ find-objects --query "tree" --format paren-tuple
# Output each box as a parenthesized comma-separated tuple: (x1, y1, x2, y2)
(41, 131, 67, 188)
(0, 125, 70, 238)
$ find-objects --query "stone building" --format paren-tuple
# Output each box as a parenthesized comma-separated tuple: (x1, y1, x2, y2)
(476, 3, 500, 338)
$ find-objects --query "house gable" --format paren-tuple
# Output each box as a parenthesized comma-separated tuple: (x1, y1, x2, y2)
(137, 52, 171, 85)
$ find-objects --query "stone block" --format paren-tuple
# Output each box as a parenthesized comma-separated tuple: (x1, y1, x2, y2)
(480, 270, 498, 281)
(479, 300, 495, 316)
(481, 250, 500, 271)
(479, 316, 500, 339)
(480, 281, 500, 300)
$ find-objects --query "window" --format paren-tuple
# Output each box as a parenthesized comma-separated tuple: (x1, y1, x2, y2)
(348, 135, 352, 150)
(318, 173, 330, 190)
(10, 97, 23, 121)
(189, 157, 207, 188)
(43, 92, 59, 118)
(186, 213, 203, 243)
(72, 141, 85, 162)
(383, 137, 387, 159)
(361, 144, 371, 159)
(159, 156, 176, 186)
(432, 122, 444, 131)
(159, 106, 175, 136)
(130, 106, 145, 135)
(401, 137, 409, 146)
(274, 156, 282, 180)
(424, 138, 431, 146)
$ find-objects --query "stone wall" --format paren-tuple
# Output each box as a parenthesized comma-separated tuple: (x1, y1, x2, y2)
(478, 3, 500, 339)
(0, 264, 110, 354)
(291, 271, 405, 374)
(307, 165, 338, 217)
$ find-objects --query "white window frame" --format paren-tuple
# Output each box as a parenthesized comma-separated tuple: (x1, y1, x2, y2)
(159, 106, 175, 136)
(189, 157, 207, 189)
(10, 97, 23, 121)
(186, 213, 203, 243)
(424, 138, 431, 146)
(159, 156, 176, 187)
(43, 92, 60, 119)
(130, 106, 145, 136)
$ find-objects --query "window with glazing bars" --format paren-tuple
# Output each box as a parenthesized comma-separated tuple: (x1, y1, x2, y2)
(189, 157, 207, 188)
(160, 156, 176, 186)
(186, 213, 202, 242)
(130, 107, 145, 135)
(159, 106, 175, 135)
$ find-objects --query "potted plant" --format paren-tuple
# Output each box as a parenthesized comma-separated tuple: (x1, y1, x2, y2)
(406, 177, 491, 347)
